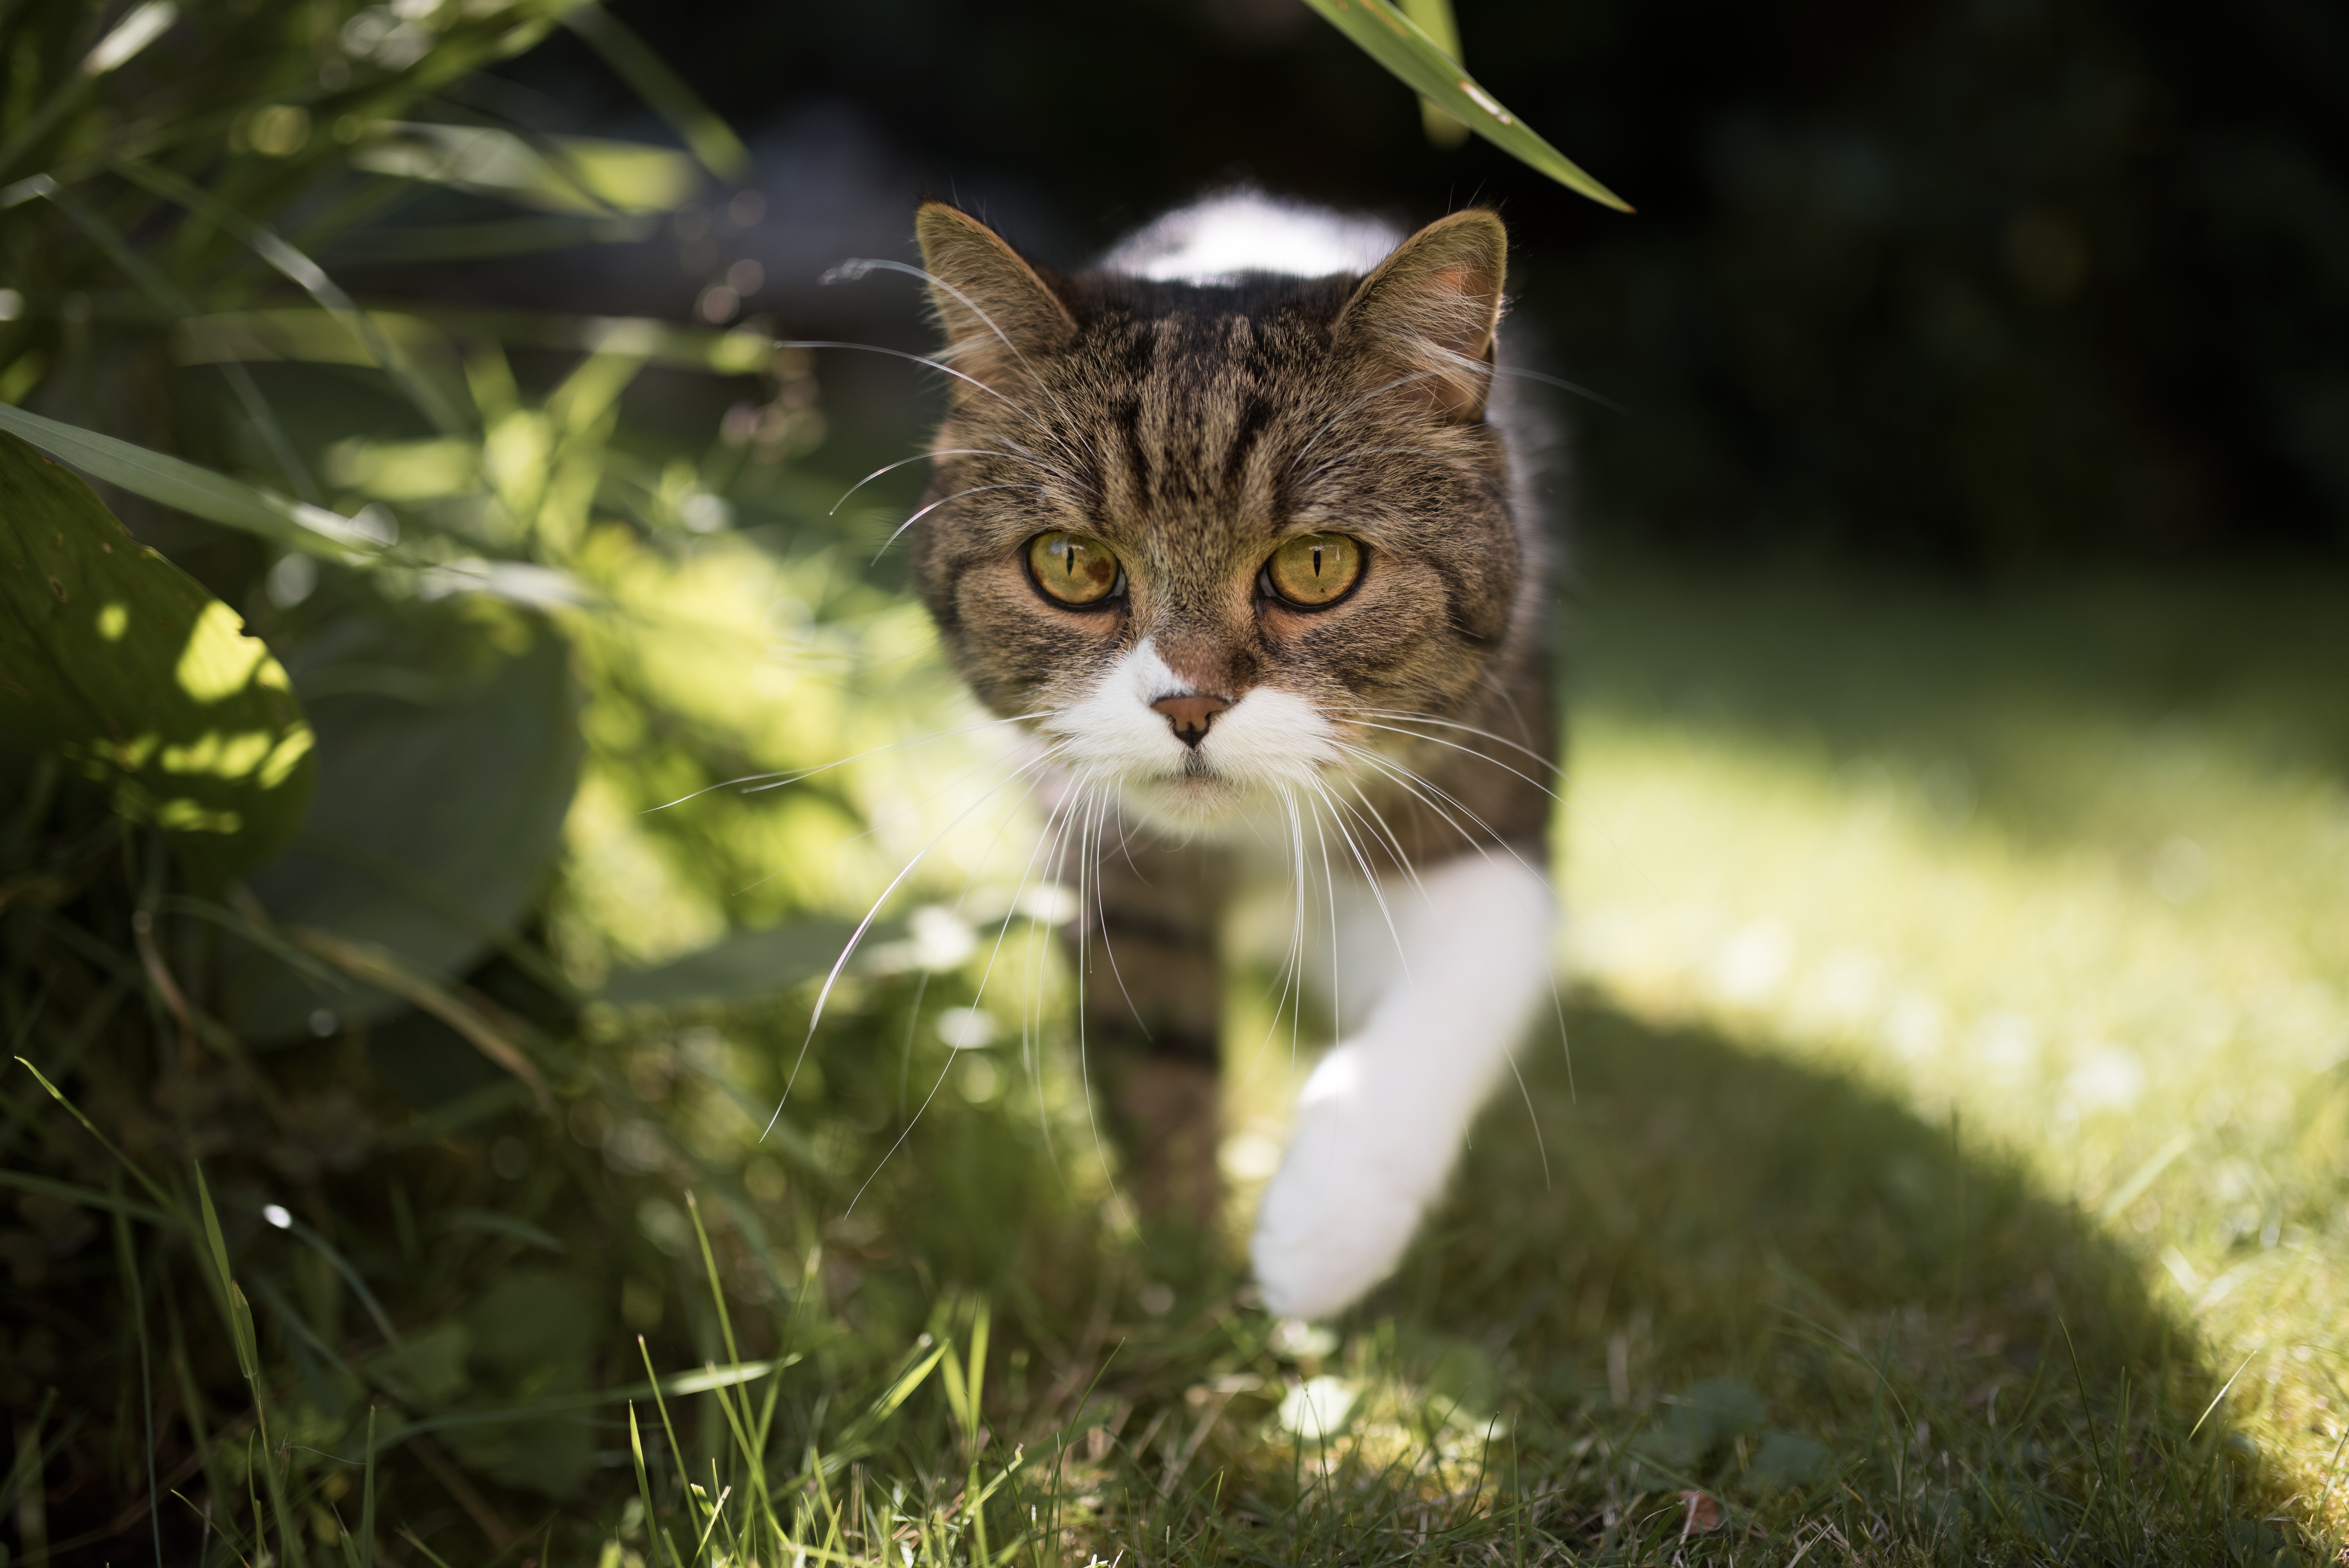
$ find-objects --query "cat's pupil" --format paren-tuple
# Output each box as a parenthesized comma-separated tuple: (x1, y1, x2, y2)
(1312, 545, 1324, 577)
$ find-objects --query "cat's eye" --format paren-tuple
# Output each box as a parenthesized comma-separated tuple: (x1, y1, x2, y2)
(1262, 532, 1364, 608)
(1026, 531, 1123, 607)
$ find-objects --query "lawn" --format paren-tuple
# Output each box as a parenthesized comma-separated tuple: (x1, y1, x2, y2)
(544, 547, 2349, 1565)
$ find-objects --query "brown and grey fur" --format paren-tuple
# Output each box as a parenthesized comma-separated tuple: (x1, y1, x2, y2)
(908, 199, 1554, 1238)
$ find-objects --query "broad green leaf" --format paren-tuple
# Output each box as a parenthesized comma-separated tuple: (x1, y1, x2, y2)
(1303, 0, 1631, 211)
(441, 1268, 599, 1498)
(226, 614, 580, 1043)
(0, 402, 390, 556)
(349, 123, 701, 215)
(600, 919, 861, 1009)
(0, 430, 316, 878)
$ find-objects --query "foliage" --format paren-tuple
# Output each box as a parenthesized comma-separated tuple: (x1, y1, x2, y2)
(0, 2, 2342, 1566)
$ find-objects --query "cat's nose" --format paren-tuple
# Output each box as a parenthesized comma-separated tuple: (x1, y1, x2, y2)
(1151, 693, 1231, 748)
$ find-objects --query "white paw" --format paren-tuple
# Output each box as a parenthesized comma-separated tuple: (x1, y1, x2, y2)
(1248, 1064, 1446, 1319)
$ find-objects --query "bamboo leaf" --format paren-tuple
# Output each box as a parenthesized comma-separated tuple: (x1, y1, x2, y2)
(1303, 0, 1632, 211)
(0, 403, 391, 557)
(1395, 0, 1471, 147)
(561, 4, 752, 184)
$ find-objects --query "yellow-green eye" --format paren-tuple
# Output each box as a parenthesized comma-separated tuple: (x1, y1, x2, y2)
(1027, 531, 1121, 606)
(1264, 532, 1364, 608)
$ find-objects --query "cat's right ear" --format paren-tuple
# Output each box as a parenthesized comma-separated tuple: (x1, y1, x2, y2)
(914, 202, 1076, 383)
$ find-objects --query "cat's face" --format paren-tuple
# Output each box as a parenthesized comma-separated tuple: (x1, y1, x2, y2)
(908, 203, 1525, 836)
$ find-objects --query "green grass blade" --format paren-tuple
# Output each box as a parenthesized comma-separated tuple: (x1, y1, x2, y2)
(109, 1196, 164, 1568)
(629, 1403, 684, 1568)
(30, 175, 323, 499)
(360, 1405, 378, 1568)
(190, 1162, 266, 1399)
(11, 1057, 182, 1217)
(0, 403, 388, 556)
(1300, 0, 1631, 211)
(112, 158, 469, 436)
(560, 4, 751, 183)
(0, 1167, 177, 1226)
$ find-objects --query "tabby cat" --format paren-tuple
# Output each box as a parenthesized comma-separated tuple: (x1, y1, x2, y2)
(907, 192, 1558, 1320)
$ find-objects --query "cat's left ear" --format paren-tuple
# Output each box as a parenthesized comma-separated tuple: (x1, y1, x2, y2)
(914, 201, 1077, 386)
(1335, 209, 1508, 421)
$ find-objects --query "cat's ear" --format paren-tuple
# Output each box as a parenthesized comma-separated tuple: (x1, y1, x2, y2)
(914, 201, 1077, 383)
(1334, 209, 1508, 421)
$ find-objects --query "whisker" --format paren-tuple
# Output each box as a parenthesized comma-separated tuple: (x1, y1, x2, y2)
(822, 257, 1108, 471)
(1488, 359, 1629, 415)
(1296, 445, 1506, 496)
(1502, 1047, 1553, 1192)
(828, 447, 1057, 516)
(776, 337, 1100, 480)
(1335, 742, 1514, 866)
(1325, 707, 1566, 780)
(1306, 777, 1413, 985)
(872, 482, 1044, 564)
(647, 711, 1045, 812)
(1331, 717, 1567, 805)
(1286, 367, 1449, 474)
(761, 741, 1068, 1138)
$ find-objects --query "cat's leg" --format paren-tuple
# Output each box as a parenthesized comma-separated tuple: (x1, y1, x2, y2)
(1072, 836, 1231, 1233)
(1251, 851, 1554, 1319)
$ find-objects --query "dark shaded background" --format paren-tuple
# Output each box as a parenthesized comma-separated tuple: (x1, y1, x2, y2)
(464, 0, 2349, 575)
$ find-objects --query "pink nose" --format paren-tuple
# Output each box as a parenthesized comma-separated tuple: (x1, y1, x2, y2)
(1150, 693, 1231, 748)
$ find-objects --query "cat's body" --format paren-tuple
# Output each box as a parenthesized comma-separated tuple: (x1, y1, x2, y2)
(909, 192, 1558, 1319)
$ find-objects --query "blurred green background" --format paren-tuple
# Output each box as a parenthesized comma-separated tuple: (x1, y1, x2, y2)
(3, 2, 2346, 1565)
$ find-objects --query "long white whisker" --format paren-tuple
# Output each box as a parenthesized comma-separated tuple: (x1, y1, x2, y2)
(829, 448, 1054, 516)
(646, 711, 1046, 811)
(1335, 719, 1567, 807)
(761, 743, 1065, 1138)
(821, 258, 1054, 388)
(872, 482, 1044, 563)
(774, 339, 1082, 456)
(1306, 777, 1412, 985)
(1326, 707, 1566, 780)
(1286, 367, 1448, 474)
(1503, 1047, 1553, 1192)
(1297, 445, 1505, 495)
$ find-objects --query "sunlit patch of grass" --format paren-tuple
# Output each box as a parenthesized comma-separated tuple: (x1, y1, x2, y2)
(574, 561, 2349, 1566)
(1549, 560, 2349, 1550)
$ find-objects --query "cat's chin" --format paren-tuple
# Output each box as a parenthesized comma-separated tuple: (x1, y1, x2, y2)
(1113, 772, 1286, 842)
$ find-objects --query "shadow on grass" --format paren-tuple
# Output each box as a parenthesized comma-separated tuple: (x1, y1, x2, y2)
(1218, 1002, 2289, 1564)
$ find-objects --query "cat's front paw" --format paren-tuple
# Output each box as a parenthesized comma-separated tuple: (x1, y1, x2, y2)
(1248, 1049, 1444, 1319)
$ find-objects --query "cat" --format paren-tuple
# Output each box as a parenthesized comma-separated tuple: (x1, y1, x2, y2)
(906, 191, 1559, 1321)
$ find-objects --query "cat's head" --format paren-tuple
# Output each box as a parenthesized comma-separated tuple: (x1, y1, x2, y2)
(907, 200, 1529, 836)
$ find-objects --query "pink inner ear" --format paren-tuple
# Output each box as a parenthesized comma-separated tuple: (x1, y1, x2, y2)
(1427, 264, 1482, 301)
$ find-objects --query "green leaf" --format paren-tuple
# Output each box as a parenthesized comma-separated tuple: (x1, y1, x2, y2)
(1302, 0, 1631, 211)
(225, 614, 580, 1042)
(1744, 1429, 1837, 1492)
(600, 919, 861, 1009)
(1395, 0, 1471, 147)
(0, 403, 390, 557)
(193, 1162, 260, 1381)
(349, 123, 702, 215)
(560, 4, 751, 184)
(0, 429, 317, 878)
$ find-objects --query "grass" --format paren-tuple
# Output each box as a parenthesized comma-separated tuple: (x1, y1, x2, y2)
(530, 551, 2349, 1563)
(14, 540, 2349, 1566)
